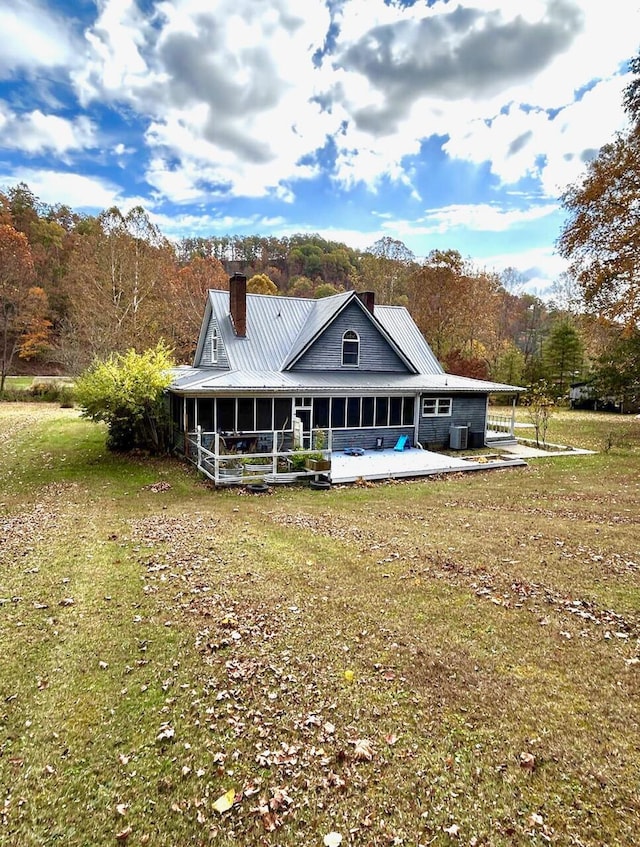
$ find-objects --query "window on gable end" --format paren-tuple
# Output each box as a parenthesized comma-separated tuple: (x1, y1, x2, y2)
(342, 330, 360, 366)
(210, 327, 218, 364)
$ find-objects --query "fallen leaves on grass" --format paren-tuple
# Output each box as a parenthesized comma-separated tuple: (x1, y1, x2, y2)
(352, 738, 374, 761)
(519, 752, 536, 771)
(212, 789, 236, 814)
(156, 723, 175, 742)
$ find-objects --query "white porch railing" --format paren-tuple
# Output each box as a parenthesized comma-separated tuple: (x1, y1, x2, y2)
(486, 409, 516, 438)
(185, 428, 333, 486)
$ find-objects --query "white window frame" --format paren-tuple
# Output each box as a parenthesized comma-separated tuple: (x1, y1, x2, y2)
(422, 397, 452, 417)
(210, 328, 218, 364)
(341, 330, 360, 367)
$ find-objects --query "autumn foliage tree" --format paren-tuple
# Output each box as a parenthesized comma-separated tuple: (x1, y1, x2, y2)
(0, 223, 52, 391)
(247, 273, 278, 295)
(169, 256, 227, 360)
(61, 206, 176, 367)
(558, 54, 640, 328)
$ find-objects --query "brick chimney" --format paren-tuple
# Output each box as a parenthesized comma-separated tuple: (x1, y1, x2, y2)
(357, 290, 375, 314)
(229, 273, 247, 337)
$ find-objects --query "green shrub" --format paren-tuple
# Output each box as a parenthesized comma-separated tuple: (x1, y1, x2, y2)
(75, 343, 174, 453)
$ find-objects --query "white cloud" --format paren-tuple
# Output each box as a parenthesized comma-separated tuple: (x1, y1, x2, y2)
(49, 0, 639, 207)
(443, 74, 631, 197)
(0, 107, 95, 156)
(149, 209, 288, 237)
(416, 203, 559, 234)
(0, 0, 78, 75)
(479, 245, 569, 296)
(328, 0, 639, 192)
(72, 0, 157, 105)
(0, 169, 146, 213)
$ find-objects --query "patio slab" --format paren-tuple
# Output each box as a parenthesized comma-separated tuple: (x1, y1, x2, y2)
(330, 447, 526, 483)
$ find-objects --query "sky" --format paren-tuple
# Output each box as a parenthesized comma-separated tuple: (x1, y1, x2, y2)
(0, 0, 638, 295)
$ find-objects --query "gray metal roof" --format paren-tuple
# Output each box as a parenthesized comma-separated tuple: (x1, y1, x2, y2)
(171, 366, 521, 395)
(178, 289, 523, 395)
(203, 290, 314, 371)
(374, 305, 443, 375)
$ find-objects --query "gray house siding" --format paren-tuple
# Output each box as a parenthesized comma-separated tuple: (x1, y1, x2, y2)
(418, 394, 486, 447)
(293, 302, 409, 372)
(330, 426, 415, 451)
(198, 315, 230, 369)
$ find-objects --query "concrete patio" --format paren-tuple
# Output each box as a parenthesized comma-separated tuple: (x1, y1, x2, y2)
(329, 446, 526, 483)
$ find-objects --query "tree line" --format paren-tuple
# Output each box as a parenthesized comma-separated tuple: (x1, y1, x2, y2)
(3, 36, 640, 420)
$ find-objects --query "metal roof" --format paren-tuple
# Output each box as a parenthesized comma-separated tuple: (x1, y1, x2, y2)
(177, 289, 523, 396)
(374, 305, 443, 375)
(171, 366, 521, 395)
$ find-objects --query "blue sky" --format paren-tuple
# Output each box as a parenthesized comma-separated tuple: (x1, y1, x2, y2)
(0, 0, 638, 294)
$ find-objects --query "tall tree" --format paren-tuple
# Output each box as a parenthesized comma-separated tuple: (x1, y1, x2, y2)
(363, 237, 415, 304)
(61, 207, 176, 367)
(558, 52, 640, 328)
(169, 255, 227, 360)
(591, 327, 640, 410)
(247, 273, 278, 295)
(0, 224, 47, 391)
(542, 319, 584, 399)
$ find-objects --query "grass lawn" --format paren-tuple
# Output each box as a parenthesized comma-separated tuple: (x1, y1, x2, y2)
(1, 403, 639, 846)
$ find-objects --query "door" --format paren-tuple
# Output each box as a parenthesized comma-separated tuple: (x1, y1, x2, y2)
(296, 408, 312, 449)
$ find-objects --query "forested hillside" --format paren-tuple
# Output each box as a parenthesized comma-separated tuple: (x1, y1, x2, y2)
(0, 182, 634, 405)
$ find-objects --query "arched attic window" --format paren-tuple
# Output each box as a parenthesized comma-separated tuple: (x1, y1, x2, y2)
(342, 330, 360, 366)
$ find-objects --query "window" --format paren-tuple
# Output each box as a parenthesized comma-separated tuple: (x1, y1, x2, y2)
(274, 398, 292, 430)
(403, 397, 415, 425)
(256, 398, 272, 431)
(361, 396, 374, 427)
(313, 398, 330, 429)
(375, 397, 388, 426)
(422, 397, 452, 417)
(389, 397, 402, 426)
(331, 397, 347, 428)
(217, 398, 235, 431)
(342, 330, 360, 366)
(347, 397, 360, 428)
(210, 328, 218, 364)
(198, 399, 215, 432)
(237, 398, 255, 431)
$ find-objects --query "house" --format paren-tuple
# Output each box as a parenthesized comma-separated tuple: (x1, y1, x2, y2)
(168, 274, 522, 484)
(569, 380, 631, 413)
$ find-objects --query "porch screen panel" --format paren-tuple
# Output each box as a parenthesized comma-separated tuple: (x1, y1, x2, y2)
(256, 398, 272, 431)
(198, 399, 215, 431)
(185, 398, 196, 431)
(237, 398, 255, 431)
(362, 397, 374, 427)
(389, 397, 402, 426)
(347, 397, 360, 428)
(375, 397, 388, 426)
(331, 397, 346, 428)
(313, 398, 329, 429)
(403, 397, 415, 425)
(217, 398, 235, 431)
(274, 398, 292, 430)
(171, 394, 183, 428)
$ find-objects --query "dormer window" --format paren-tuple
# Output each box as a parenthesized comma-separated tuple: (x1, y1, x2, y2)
(210, 328, 218, 364)
(342, 330, 360, 367)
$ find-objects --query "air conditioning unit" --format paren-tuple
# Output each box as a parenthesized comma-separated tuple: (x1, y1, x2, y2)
(449, 425, 468, 450)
